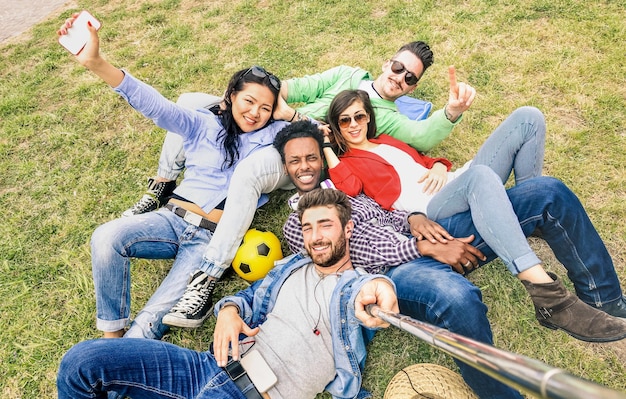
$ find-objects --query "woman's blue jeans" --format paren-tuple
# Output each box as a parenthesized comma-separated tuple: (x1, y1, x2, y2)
(91, 209, 213, 339)
(57, 338, 246, 399)
(427, 106, 546, 275)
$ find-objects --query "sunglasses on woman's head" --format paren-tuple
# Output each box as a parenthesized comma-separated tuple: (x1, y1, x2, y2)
(338, 113, 368, 129)
(390, 60, 420, 86)
(241, 66, 281, 91)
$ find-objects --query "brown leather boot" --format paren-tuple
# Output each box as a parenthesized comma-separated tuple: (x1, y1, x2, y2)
(522, 272, 626, 342)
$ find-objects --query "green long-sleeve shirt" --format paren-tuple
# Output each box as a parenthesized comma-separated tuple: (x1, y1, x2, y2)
(286, 65, 461, 152)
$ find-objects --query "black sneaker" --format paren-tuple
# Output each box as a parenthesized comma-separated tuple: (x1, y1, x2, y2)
(599, 296, 626, 319)
(122, 178, 176, 217)
(162, 270, 216, 328)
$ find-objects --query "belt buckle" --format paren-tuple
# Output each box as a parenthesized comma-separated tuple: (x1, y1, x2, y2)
(225, 359, 247, 381)
(183, 211, 203, 227)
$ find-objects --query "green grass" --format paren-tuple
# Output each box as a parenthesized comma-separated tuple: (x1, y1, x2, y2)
(1, 0, 625, 397)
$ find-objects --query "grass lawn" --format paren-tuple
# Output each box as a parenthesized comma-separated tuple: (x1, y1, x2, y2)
(1, 0, 625, 397)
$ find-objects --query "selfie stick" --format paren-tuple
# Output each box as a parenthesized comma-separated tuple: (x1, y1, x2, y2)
(366, 305, 626, 399)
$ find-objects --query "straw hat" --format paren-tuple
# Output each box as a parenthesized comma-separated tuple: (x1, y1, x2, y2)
(384, 363, 478, 399)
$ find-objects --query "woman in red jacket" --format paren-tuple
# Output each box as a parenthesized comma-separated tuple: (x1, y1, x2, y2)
(325, 90, 543, 217)
(323, 89, 626, 342)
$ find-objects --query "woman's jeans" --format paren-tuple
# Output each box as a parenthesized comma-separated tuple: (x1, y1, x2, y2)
(427, 106, 546, 275)
(57, 338, 246, 399)
(91, 209, 213, 339)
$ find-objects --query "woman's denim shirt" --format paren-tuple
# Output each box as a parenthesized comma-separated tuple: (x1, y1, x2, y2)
(215, 253, 395, 399)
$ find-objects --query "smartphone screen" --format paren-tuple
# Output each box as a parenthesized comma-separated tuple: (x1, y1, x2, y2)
(58, 10, 102, 55)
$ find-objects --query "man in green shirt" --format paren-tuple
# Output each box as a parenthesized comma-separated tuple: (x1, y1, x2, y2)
(278, 44, 473, 150)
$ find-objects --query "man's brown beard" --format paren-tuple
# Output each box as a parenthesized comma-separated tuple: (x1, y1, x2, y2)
(308, 234, 347, 268)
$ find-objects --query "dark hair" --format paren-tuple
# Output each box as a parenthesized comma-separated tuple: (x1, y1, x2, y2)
(396, 41, 434, 80)
(297, 188, 352, 228)
(219, 66, 281, 169)
(273, 120, 324, 163)
(327, 89, 377, 155)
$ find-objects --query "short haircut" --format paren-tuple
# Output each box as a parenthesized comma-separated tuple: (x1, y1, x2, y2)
(396, 41, 434, 79)
(297, 188, 352, 228)
(273, 120, 325, 163)
(327, 89, 376, 155)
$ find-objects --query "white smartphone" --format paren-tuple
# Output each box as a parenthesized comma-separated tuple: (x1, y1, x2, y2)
(58, 10, 102, 55)
(240, 349, 278, 393)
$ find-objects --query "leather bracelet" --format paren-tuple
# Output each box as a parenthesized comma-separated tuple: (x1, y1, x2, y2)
(323, 142, 333, 149)
(288, 109, 298, 122)
(443, 104, 460, 122)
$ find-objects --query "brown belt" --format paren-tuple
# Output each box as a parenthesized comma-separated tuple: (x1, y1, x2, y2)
(164, 203, 217, 232)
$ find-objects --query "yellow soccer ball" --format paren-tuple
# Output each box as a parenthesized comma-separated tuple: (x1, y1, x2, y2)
(232, 229, 283, 282)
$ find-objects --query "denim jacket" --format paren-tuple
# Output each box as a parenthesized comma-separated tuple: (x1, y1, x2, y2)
(215, 253, 395, 399)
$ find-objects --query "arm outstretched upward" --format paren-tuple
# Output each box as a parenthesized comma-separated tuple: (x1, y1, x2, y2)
(58, 13, 124, 87)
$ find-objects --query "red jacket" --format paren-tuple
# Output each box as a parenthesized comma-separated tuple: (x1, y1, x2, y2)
(328, 134, 452, 210)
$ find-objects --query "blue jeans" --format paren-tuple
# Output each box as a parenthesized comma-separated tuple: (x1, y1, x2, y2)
(57, 338, 246, 399)
(438, 176, 623, 307)
(386, 259, 523, 399)
(91, 209, 213, 339)
(387, 176, 623, 399)
(427, 106, 546, 275)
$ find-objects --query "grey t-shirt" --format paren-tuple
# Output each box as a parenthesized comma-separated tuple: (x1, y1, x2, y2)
(253, 264, 339, 398)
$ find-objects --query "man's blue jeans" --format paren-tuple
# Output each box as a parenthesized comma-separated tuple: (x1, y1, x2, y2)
(57, 338, 246, 399)
(441, 176, 622, 308)
(91, 209, 213, 339)
(387, 176, 623, 399)
(385, 258, 521, 399)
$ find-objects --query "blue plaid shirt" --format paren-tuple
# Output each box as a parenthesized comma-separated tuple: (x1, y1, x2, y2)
(283, 192, 422, 274)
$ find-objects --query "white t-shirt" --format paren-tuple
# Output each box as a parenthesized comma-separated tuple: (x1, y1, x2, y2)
(254, 264, 338, 398)
(369, 144, 471, 213)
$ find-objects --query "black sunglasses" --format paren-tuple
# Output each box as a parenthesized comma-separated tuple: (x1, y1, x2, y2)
(241, 66, 281, 92)
(390, 60, 420, 86)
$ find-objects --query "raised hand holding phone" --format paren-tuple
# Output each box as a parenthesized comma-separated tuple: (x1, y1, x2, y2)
(58, 10, 101, 55)
(57, 12, 124, 88)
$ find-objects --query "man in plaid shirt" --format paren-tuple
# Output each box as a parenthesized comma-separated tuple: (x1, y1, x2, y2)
(274, 120, 626, 399)
(276, 120, 515, 399)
